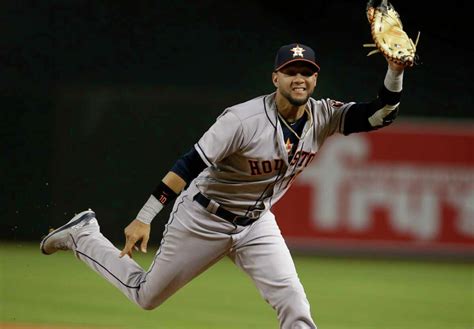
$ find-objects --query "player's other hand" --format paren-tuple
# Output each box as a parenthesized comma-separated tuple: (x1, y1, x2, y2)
(119, 219, 150, 258)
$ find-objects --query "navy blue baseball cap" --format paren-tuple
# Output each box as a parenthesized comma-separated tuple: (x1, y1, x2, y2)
(274, 43, 320, 73)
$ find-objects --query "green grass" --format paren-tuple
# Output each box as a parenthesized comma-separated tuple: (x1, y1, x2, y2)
(1, 242, 472, 329)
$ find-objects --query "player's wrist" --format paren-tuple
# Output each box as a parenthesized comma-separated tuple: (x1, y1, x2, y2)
(136, 181, 179, 225)
(384, 65, 403, 92)
(136, 195, 163, 224)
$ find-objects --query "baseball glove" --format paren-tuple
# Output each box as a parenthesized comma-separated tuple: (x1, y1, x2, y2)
(363, 0, 420, 67)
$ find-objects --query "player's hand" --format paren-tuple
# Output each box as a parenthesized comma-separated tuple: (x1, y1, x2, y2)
(119, 219, 150, 258)
(387, 58, 407, 72)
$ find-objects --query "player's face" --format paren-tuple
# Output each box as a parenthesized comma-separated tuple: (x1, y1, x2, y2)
(273, 63, 318, 106)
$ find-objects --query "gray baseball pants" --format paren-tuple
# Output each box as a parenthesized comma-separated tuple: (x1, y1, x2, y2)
(72, 185, 317, 329)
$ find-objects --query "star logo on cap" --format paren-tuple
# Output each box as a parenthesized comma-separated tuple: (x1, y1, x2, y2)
(290, 45, 305, 58)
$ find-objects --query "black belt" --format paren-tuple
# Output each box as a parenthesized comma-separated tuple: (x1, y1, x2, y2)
(193, 192, 257, 226)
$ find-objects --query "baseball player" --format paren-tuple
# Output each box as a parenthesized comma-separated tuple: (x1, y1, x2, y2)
(40, 42, 408, 329)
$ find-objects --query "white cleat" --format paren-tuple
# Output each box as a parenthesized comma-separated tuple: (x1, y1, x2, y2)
(40, 209, 99, 255)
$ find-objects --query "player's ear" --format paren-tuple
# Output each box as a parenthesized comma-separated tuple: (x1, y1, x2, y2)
(272, 72, 278, 88)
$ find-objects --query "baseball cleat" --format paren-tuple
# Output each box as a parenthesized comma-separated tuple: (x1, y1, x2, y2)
(40, 209, 99, 255)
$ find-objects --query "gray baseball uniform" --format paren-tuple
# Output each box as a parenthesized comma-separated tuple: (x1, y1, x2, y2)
(193, 94, 349, 217)
(71, 93, 350, 328)
(45, 42, 404, 329)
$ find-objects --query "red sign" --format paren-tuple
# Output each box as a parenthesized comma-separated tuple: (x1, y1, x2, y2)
(274, 121, 474, 256)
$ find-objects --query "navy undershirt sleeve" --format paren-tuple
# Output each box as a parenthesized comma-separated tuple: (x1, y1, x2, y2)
(343, 85, 401, 135)
(170, 146, 207, 183)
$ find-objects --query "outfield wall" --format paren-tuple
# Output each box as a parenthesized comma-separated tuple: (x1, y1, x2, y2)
(274, 121, 474, 259)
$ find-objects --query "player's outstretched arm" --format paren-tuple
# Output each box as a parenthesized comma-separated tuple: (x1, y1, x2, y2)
(342, 0, 416, 135)
(119, 172, 186, 258)
(342, 62, 404, 135)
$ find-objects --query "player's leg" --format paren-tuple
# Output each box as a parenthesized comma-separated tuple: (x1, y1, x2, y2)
(42, 192, 234, 310)
(130, 199, 234, 309)
(228, 212, 317, 329)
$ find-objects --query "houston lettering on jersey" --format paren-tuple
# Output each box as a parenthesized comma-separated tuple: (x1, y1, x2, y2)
(248, 151, 316, 176)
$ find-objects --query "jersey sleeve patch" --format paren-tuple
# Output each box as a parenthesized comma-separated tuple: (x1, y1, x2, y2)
(329, 99, 345, 108)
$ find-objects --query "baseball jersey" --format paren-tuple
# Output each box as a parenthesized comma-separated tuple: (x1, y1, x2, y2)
(194, 92, 354, 219)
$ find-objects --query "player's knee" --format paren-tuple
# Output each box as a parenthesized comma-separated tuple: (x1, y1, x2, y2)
(137, 292, 168, 310)
(289, 320, 317, 329)
(140, 304, 155, 311)
(138, 300, 161, 311)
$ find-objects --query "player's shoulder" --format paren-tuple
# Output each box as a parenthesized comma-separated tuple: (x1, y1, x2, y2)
(224, 93, 273, 121)
(310, 97, 354, 112)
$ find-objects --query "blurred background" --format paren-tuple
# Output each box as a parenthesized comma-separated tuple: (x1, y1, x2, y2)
(2, 0, 473, 247)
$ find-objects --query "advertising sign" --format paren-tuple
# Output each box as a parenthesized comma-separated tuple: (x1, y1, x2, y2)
(274, 122, 474, 257)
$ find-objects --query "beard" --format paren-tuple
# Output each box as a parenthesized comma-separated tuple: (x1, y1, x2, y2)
(280, 89, 311, 106)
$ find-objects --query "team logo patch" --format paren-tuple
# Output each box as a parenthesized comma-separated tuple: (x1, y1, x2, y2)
(329, 100, 345, 108)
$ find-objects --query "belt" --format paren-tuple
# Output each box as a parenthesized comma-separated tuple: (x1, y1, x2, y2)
(193, 192, 257, 226)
